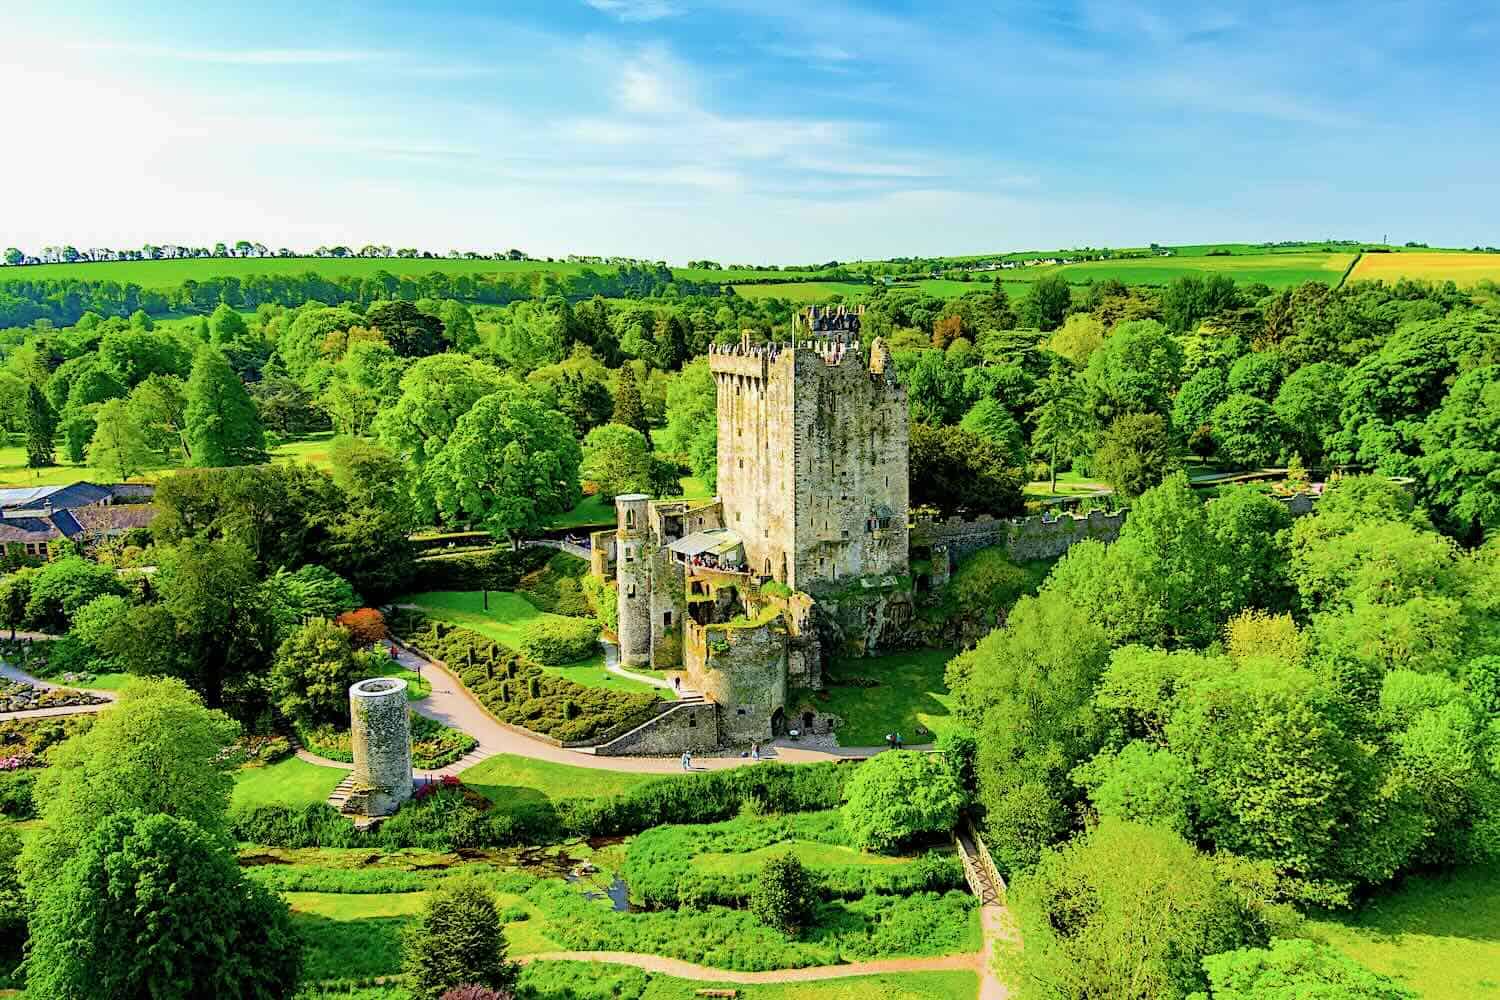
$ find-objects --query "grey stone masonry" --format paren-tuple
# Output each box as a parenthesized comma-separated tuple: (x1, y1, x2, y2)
(345, 677, 413, 817)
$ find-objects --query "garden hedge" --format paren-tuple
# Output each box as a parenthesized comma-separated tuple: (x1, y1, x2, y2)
(393, 612, 655, 744)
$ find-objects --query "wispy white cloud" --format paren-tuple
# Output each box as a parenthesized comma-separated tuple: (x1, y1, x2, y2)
(71, 41, 384, 65)
(584, 0, 682, 23)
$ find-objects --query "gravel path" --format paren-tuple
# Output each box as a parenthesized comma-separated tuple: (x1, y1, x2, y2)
(516, 950, 983, 983)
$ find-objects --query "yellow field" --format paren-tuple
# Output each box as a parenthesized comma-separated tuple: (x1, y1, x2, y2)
(1349, 251, 1500, 287)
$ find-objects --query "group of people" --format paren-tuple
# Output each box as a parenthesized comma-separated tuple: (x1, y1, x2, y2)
(884, 731, 904, 750)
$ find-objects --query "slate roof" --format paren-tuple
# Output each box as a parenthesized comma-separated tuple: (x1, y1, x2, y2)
(0, 482, 112, 511)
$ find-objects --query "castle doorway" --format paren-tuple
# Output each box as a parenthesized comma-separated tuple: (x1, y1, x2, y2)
(770, 708, 786, 736)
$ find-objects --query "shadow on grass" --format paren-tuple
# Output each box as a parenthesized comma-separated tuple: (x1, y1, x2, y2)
(292, 912, 409, 981)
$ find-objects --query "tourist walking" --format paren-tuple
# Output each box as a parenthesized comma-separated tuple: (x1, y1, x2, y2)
(751, 741, 760, 762)
(681, 750, 692, 771)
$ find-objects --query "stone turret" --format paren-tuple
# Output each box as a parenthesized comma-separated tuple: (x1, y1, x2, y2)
(615, 493, 652, 666)
(344, 677, 412, 817)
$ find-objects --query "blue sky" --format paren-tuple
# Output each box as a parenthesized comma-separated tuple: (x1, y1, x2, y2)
(3, 1, 1496, 262)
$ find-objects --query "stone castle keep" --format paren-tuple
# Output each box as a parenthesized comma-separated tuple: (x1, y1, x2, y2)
(588, 305, 1122, 751)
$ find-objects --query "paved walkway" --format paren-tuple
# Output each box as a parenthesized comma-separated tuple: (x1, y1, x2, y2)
(599, 639, 695, 697)
(376, 640, 898, 775)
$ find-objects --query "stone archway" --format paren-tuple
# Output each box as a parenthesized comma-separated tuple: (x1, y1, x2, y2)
(770, 707, 786, 737)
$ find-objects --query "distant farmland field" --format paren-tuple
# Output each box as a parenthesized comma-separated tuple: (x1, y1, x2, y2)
(731, 280, 874, 302)
(1348, 251, 1500, 287)
(1039, 251, 1354, 289)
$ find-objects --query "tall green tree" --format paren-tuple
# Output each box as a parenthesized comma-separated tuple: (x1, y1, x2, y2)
(1022, 273, 1072, 331)
(1028, 361, 1087, 492)
(659, 357, 717, 489)
(1094, 412, 1175, 499)
(367, 300, 446, 358)
(1418, 364, 1500, 538)
(25, 811, 301, 1000)
(87, 397, 153, 480)
(270, 618, 359, 726)
(24, 382, 56, 467)
(612, 364, 648, 433)
(427, 386, 582, 544)
(20, 677, 240, 884)
(402, 877, 517, 1000)
(1005, 819, 1282, 1000)
(184, 346, 267, 467)
(580, 423, 654, 500)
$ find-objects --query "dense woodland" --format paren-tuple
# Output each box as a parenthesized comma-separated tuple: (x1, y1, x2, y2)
(0, 266, 1496, 999)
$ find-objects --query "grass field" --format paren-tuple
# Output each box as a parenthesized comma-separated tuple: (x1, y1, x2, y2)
(461, 752, 659, 804)
(1305, 864, 1500, 1000)
(1035, 251, 1354, 289)
(399, 589, 663, 697)
(804, 648, 958, 747)
(730, 280, 873, 302)
(1349, 250, 1500, 287)
(230, 755, 347, 811)
(0, 431, 337, 488)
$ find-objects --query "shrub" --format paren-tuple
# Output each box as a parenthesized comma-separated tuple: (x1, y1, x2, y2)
(1193, 937, 1416, 999)
(842, 750, 967, 851)
(0, 770, 36, 819)
(580, 573, 619, 632)
(750, 853, 816, 936)
(402, 876, 519, 1000)
(517, 553, 592, 616)
(23, 556, 125, 631)
(406, 547, 552, 593)
(517, 618, 599, 665)
(271, 619, 359, 726)
(335, 607, 388, 648)
(441, 987, 514, 1000)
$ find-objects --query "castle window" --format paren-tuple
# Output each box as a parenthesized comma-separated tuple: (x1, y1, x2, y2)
(625, 509, 635, 528)
(738, 459, 743, 469)
(688, 714, 697, 728)
(627, 584, 636, 598)
(663, 611, 673, 628)
(736, 708, 747, 716)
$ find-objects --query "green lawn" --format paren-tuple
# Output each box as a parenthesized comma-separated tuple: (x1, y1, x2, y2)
(0, 432, 334, 487)
(400, 590, 663, 697)
(804, 648, 959, 747)
(520, 963, 980, 1000)
(4, 255, 606, 288)
(730, 280, 874, 303)
(1305, 865, 1500, 1000)
(694, 841, 909, 873)
(231, 756, 347, 811)
(461, 752, 658, 804)
(368, 658, 430, 700)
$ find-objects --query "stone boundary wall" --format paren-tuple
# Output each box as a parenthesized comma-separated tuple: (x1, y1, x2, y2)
(911, 491, 1320, 569)
(910, 508, 1125, 564)
(591, 699, 720, 756)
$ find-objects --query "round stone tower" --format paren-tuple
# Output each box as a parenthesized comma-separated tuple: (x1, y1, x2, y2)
(615, 493, 652, 667)
(346, 677, 413, 817)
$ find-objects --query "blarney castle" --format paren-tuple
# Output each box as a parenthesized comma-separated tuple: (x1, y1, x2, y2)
(588, 306, 1124, 752)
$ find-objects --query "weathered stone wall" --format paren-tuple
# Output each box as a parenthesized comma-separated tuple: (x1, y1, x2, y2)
(782, 591, 822, 690)
(614, 495, 653, 666)
(591, 699, 720, 756)
(648, 547, 687, 669)
(710, 340, 908, 593)
(688, 620, 788, 744)
(347, 677, 412, 817)
(817, 582, 919, 658)
(790, 347, 909, 590)
(911, 508, 1126, 565)
(589, 529, 616, 579)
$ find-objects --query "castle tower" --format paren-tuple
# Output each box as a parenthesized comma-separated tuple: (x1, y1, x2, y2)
(708, 331, 908, 592)
(614, 493, 652, 666)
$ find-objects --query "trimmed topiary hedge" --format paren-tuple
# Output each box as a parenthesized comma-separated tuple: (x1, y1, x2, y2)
(393, 612, 655, 744)
(405, 547, 553, 593)
(517, 552, 592, 617)
(518, 619, 600, 665)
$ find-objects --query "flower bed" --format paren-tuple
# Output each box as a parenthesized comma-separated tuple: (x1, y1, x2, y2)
(296, 713, 478, 770)
(0, 679, 108, 714)
(389, 611, 657, 745)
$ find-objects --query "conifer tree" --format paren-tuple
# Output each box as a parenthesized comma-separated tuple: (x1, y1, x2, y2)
(184, 346, 266, 467)
(612, 364, 647, 433)
(24, 383, 56, 468)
